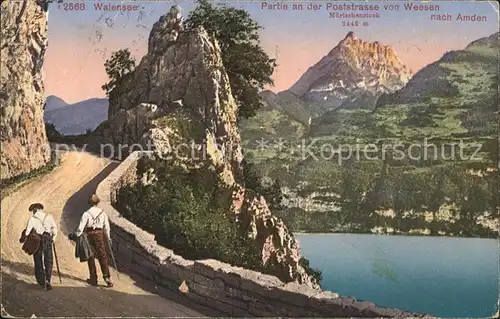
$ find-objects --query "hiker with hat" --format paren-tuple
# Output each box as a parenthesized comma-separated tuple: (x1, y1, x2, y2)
(68, 194, 113, 288)
(20, 203, 58, 290)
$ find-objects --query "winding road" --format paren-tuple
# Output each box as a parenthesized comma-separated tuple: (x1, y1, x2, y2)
(1, 152, 216, 317)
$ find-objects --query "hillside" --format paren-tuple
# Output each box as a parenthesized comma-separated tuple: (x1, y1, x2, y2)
(44, 95, 68, 112)
(312, 31, 498, 139)
(44, 97, 108, 135)
(241, 31, 415, 147)
(240, 32, 499, 237)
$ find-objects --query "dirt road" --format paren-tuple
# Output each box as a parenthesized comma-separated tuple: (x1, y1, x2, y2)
(1, 152, 214, 317)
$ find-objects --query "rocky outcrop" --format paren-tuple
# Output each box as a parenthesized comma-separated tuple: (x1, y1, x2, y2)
(0, 0, 50, 180)
(94, 5, 242, 184)
(281, 187, 341, 213)
(287, 31, 412, 111)
(232, 187, 318, 287)
(93, 6, 318, 288)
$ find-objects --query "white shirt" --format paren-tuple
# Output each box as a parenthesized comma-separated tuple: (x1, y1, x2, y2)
(25, 210, 58, 240)
(75, 206, 110, 239)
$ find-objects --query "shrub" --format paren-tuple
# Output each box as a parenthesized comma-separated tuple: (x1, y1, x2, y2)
(45, 122, 62, 140)
(115, 157, 262, 270)
(242, 159, 286, 210)
(299, 257, 323, 284)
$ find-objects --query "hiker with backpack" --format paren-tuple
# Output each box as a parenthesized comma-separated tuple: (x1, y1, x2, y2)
(68, 194, 113, 288)
(20, 203, 58, 290)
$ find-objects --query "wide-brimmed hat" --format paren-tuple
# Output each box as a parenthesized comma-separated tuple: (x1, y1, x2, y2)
(28, 203, 44, 212)
(90, 194, 100, 205)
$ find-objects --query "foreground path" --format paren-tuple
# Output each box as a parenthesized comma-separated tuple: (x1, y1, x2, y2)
(1, 152, 208, 317)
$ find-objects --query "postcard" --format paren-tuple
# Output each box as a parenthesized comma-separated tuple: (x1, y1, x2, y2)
(1, 0, 498, 317)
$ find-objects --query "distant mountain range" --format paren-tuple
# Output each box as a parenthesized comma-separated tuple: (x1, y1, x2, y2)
(311, 31, 499, 136)
(44, 96, 109, 135)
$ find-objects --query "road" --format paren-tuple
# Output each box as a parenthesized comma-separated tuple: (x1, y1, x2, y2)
(1, 152, 214, 317)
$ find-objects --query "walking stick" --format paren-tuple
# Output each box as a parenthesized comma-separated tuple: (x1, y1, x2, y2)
(105, 236, 120, 279)
(52, 243, 62, 283)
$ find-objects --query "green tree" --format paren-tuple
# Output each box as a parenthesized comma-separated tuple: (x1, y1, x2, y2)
(429, 169, 446, 221)
(45, 122, 61, 140)
(242, 159, 286, 211)
(266, 179, 285, 211)
(299, 257, 323, 284)
(185, 0, 276, 120)
(101, 49, 136, 96)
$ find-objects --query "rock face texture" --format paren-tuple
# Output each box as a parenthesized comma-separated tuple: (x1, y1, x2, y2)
(95, 5, 242, 184)
(94, 6, 318, 288)
(235, 189, 319, 287)
(0, 0, 50, 181)
(256, 32, 413, 120)
(283, 31, 413, 111)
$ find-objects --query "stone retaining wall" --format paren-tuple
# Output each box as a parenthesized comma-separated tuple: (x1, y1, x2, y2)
(95, 151, 428, 318)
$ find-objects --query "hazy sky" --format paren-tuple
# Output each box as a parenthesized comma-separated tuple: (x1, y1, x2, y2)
(44, 0, 499, 103)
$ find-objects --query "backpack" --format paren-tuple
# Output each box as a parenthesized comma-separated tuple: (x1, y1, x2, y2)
(20, 214, 49, 255)
(20, 229, 41, 255)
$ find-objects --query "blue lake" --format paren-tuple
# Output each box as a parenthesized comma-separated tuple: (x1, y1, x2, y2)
(296, 234, 499, 317)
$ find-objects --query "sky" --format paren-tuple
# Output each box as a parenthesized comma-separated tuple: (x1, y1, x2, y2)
(44, 0, 499, 103)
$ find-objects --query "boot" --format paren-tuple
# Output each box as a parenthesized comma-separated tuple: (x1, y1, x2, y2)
(45, 281, 52, 291)
(104, 278, 113, 288)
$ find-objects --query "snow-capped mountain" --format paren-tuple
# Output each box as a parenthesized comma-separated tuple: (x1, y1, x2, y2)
(287, 31, 413, 111)
(44, 97, 108, 135)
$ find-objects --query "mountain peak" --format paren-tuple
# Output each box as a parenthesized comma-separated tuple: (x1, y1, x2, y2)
(344, 31, 356, 40)
(335, 33, 402, 66)
(288, 34, 413, 110)
(44, 95, 68, 112)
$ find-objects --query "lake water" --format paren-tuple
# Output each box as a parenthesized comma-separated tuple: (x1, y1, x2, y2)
(296, 234, 499, 317)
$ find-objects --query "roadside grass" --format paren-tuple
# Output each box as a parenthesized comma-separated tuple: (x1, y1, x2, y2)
(1, 161, 58, 200)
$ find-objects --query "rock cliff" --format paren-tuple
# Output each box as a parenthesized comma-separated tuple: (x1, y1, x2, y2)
(93, 6, 319, 288)
(0, 0, 50, 180)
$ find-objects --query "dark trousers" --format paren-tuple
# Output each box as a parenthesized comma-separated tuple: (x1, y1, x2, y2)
(86, 229, 111, 282)
(33, 235, 53, 285)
